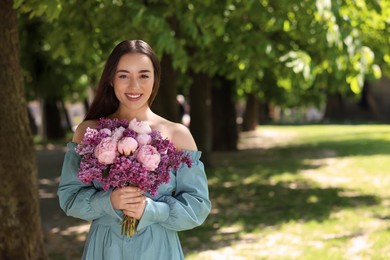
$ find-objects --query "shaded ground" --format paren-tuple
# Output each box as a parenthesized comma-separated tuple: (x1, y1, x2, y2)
(37, 127, 389, 259)
(35, 130, 289, 258)
(36, 144, 88, 259)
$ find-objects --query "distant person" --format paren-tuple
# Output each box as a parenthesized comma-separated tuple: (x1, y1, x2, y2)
(177, 94, 185, 118)
(58, 40, 211, 260)
(176, 94, 190, 126)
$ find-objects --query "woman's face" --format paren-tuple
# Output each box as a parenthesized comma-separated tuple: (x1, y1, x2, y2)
(112, 53, 154, 112)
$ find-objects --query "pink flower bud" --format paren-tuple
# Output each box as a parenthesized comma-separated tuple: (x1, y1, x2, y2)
(100, 128, 112, 136)
(128, 119, 152, 134)
(136, 133, 152, 145)
(117, 137, 138, 156)
(112, 127, 125, 141)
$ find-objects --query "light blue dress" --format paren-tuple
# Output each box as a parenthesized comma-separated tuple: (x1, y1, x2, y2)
(58, 142, 211, 260)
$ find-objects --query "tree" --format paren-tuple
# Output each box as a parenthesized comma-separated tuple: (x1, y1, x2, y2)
(17, 0, 189, 138)
(0, 0, 47, 259)
(189, 72, 213, 165)
(212, 77, 238, 151)
(15, 0, 390, 144)
(19, 17, 71, 140)
(151, 54, 181, 123)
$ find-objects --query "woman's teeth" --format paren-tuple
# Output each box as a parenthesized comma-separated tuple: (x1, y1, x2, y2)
(126, 94, 142, 99)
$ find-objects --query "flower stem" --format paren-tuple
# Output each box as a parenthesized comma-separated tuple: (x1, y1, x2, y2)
(120, 215, 139, 237)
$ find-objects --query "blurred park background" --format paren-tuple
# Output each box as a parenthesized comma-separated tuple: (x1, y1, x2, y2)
(1, 0, 390, 259)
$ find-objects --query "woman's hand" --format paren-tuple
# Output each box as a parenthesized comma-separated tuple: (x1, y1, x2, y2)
(110, 186, 146, 220)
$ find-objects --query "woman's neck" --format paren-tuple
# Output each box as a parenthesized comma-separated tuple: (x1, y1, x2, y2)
(110, 107, 155, 122)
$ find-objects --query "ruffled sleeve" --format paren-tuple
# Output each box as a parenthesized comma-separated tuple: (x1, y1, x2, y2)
(137, 150, 211, 231)
(57, 142, 122, 222)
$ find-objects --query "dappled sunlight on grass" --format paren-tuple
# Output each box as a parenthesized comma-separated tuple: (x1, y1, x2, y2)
(180, 124, 390, 259)
(37, 125, 390, 258)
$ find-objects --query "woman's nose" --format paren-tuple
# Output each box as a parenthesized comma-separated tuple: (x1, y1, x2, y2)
(127, 76, 139, 89)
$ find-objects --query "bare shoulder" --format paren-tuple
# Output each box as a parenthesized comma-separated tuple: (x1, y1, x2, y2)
(72, 120, 98, 144)
(152, 115, 197, 151)
(170, 122, 198, 151)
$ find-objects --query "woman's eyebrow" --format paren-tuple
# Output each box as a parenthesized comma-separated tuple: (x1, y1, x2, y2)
(139, 69, 152, 73)
(116, 69, 152, 73)
(116, 69, 129, 73)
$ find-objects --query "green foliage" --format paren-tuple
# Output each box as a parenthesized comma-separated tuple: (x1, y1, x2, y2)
(14, 0, 62, 21)
(14, 0, 390, 107)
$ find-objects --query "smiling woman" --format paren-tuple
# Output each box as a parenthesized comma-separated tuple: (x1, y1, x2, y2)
(112, 53, 154, 114)
(57, 40, 211, 260)
(82, 40, 161, 122)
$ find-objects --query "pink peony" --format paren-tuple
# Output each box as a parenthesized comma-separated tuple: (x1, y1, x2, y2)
(100, 128, 112, 136)
(117, 137, 138, 156)
(136, 133, 152, 145)
(94, 137, 117, 164)
(112, 126, 125, 141)
(136, 145, 161, 171)
(128, 119, 152, 134)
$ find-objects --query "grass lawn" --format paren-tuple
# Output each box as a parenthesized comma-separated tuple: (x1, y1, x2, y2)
(180, 124, 390, 260)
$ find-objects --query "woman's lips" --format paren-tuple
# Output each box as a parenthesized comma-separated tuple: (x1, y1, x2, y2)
(126, 93, 143, 101)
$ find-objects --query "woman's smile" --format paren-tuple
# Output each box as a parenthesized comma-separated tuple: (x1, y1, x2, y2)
(112, 53, 154, 112)
(126, 93, 143, 101)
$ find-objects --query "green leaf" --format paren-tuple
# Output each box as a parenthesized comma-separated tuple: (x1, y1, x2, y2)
(103, 167, 110, 178)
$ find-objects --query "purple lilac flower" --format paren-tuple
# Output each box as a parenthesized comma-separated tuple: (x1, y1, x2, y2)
(74, 118, 192, 197)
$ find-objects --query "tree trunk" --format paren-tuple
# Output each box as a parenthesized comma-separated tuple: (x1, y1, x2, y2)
(0, 1, 47, 259)
(151, 54, 180, 123)
(43, 97, 65, 140)
(241, 93, 259, 131)
(212, 77, 238, 151)
(323, 93, 345, 121)
(60, 99, 72, 133)
(189, 72, 212, 166)
(28, 107, 38, 135)
(259, 102, 271, 124)
(359, 81, 380, 120)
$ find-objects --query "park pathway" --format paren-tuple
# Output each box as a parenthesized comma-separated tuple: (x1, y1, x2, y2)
(36, 144, 87, 259)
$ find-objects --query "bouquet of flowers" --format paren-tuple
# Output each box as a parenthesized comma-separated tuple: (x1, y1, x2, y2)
(75, 118, 192, 237)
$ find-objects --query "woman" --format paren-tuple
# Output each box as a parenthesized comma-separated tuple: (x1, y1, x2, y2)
(58, 40, 211, 260)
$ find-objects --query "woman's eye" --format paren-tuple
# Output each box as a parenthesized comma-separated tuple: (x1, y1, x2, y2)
(118, 75, 128, 79)
(140, 74, 149, 79)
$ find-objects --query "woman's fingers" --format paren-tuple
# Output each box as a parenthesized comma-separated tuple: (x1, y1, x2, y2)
(121, 186, 144, 194)
(126, 199, 145, 209)
(119, 197, 145, 209)
(123, 200, 146, 219)
(110, 187, 145, 210)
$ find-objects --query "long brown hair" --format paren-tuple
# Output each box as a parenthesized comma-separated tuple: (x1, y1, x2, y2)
(84, 40, 161, 120)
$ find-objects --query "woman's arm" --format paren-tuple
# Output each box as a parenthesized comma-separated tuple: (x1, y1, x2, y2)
(137, 153, 211, 231)
(58, 121, 122, 221)
(136, 123, 211, 231)
(57, 143, 122, 222)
